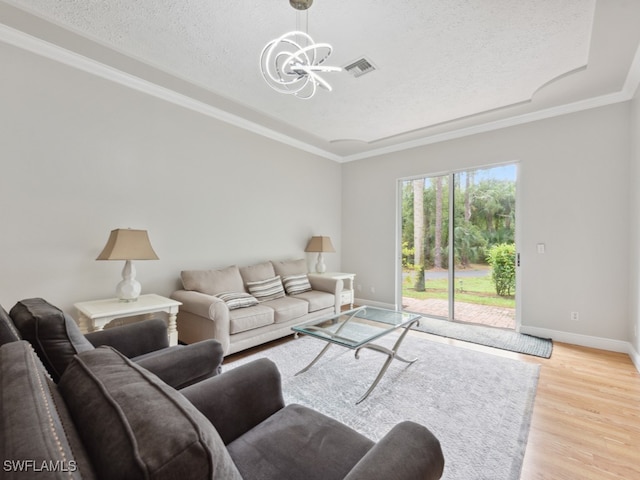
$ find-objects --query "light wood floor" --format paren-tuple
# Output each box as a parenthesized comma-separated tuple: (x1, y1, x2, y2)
(225, 331, 640, 479)
(518, 344, 640, 479)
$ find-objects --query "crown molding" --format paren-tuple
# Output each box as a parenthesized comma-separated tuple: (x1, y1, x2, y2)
(2, 22, 638, 165)
(340, 91, 631, 163)
(0, 24, 342, 163)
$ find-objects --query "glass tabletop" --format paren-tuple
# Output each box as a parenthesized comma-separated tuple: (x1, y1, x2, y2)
(292, 306, 421, 349)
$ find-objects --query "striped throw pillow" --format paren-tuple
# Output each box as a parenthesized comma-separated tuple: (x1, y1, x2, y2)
(215, 292, 259, 310)
(282, 274, 312, 295)
(246, 276, 285, 302)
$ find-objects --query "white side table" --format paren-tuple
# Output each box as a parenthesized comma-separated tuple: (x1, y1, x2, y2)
(308, 272, 356, 309)
(74, 294, 182, 346)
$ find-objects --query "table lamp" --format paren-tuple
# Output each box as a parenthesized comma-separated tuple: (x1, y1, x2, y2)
(305, 236, 335, 273)
(96, 228, 159, 302)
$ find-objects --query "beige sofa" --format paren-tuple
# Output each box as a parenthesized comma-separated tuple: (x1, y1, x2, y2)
(171, 259, 343, 355)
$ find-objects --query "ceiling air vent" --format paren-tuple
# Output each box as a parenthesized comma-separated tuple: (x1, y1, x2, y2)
(344, 57, 376, 78)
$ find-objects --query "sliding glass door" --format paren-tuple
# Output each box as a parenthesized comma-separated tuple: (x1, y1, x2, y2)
(399, 164, 517, 329)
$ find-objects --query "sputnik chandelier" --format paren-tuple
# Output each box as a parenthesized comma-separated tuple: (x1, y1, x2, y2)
(260, 0, 341, 99)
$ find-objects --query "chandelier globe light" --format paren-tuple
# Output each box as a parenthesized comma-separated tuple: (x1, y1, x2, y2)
(260, 0, 341, 99)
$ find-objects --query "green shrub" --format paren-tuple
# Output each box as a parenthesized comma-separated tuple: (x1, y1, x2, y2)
(402, 241, 415, 269)
(486, 243, 516, 296)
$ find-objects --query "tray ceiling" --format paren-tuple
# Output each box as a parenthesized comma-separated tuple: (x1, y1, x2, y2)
(1, 0, 640, 161)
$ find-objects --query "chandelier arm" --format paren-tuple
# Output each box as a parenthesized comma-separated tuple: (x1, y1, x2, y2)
(296, 66, 333, 91)
(280, 42, 336, 72)
(261, 34, 313, 80)
(261, 48, 315, 96)
(260, 35, 303, 74)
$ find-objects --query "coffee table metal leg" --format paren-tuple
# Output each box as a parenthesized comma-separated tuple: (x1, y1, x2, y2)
(295, 315, 421, 404)
(295, 307, 366, 375)
(353, 318, 420, 404)
(295, 342, 332, 375)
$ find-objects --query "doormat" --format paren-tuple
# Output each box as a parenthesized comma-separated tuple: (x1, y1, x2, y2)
(410, 315, 553, 358)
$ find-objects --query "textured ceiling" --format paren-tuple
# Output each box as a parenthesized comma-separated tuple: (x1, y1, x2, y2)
(2, 0, 640, 161)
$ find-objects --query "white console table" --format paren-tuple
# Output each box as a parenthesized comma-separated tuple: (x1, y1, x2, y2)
(74, 294, 181, 346)
(308, 272, 356, 309)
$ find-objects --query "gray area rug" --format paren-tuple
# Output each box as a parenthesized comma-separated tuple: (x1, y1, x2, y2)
(411, 316, 553, 358)
(226, 334, 540, 480)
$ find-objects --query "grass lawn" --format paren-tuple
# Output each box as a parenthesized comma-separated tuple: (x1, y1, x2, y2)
(403, 269, 515, 309)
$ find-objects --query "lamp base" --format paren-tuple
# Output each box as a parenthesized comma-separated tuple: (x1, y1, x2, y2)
(116, 260, 141, 302)
(315, 252, 327, 273)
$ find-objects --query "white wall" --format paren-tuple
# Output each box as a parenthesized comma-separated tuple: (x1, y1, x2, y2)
(0, 42, 342, 314)
(342, 103, 632, 344)
(629, 83, 640, 363)
(2, 34, 637, 354)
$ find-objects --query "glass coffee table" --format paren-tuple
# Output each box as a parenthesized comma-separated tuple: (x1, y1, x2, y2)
(292, 306, 421, 403)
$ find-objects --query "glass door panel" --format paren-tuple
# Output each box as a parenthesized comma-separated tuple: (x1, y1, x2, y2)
(401, 164, 517, 330)
(400, 174, 450, 319)
(452, 165, 517, 328)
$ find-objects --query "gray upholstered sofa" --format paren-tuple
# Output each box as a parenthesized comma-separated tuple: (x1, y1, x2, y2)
(0, 339, 445, 479)
(1, 298, 223, 389)
(172, 259, 344, 355)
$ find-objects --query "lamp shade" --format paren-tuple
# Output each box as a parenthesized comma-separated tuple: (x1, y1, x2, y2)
(96, 229, 158, 261)
(305, 236, 335, 274)
(304, 236, 335, 253)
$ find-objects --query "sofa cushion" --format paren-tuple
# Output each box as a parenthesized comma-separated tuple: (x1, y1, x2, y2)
(227, 403, 374, 480)
(230, 305, 275, 334)
(58, 346, 242, 480)
(261, 296, 309, 323)
(291, 290, 336, 313)
(0, 304, 21, 345)
(246, 275, 286, 302)
(239, 261, 276, 284)
(282, 274, 313, 295)
(216, 292, 259, 310)
(10, 298, 94, 382)
(272, 258, 308, 277)
(181, 265, 245, 295)
(1, 341, 96, 479)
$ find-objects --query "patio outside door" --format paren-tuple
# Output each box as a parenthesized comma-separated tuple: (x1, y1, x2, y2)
(399, 164, 517, 329)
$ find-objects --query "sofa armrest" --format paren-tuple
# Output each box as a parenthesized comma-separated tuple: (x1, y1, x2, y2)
(308, 276, 343, 295)
(85, 318, 169, 357)
(308, 277, 344, 313)
(171, 290, 227, 319)
(134, 339, 224, 390)
(180, 358, 285, 445)
(344, 421, 444, 480)
(171, 290, 232, 352)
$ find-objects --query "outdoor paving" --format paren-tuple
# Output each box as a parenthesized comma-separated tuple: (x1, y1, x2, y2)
(402, 297, 516, 329)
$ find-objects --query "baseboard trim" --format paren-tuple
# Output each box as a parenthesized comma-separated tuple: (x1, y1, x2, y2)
(628, 343, 640, 373)
(520, 326, 628, 352)
(521, 326, 640, 373)
(354, 298, 395, 310)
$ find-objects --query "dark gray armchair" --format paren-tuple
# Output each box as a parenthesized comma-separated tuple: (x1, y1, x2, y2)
(181, 358, 445, 480)
(1, 335, 443, 479)
(2, 297, 223, 389)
